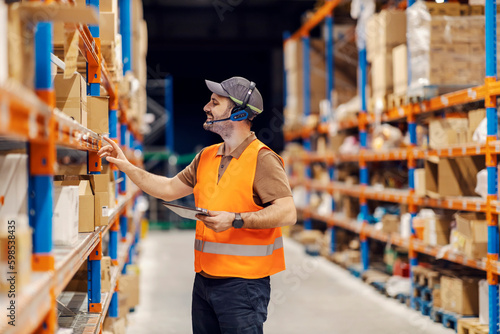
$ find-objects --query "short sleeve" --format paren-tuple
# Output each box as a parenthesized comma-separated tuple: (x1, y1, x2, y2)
(177, 149, 204, 188)
(253, 149, 292, 205)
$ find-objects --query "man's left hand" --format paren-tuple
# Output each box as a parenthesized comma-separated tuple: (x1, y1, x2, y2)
(196, 211, 235, 233)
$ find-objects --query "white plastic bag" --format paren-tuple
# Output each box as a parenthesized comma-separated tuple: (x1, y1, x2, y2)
(475, 169, 488, 199)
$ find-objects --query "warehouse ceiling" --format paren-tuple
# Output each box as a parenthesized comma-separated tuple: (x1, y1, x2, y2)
(143, 0, 356, 155)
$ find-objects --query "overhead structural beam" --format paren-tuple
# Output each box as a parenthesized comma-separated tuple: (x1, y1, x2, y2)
(287, 0, 341, 41)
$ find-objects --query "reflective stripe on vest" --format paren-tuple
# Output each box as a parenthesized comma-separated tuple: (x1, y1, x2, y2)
(195, 237, 284, 257)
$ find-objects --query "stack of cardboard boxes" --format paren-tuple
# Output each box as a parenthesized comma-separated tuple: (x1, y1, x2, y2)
(407, 2, 489, 90)
(284, 39, 326, 132)
(0, 154, 31, 294)
(366, 9, 406, 105)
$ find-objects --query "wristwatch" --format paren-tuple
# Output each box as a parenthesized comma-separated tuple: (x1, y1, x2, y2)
(232, 213, 244, 229)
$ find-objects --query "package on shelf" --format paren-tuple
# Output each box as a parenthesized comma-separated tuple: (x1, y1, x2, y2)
(416, 209, 451, 246)
(414, 168, 426, 197)
(54, 177, 95, 233)
(342, 196, 360, 219)
(384, 246, 408, 274)
(121, 265, 140, 310)
(133, 19, 148, 87)
(284, 38, 326, 131)
(478, 279, 489, 325)
(100, 12, 118, 45)
(104, 317, 126, 334)
(381, 214, 399, 234)
(101, 256, 112, 292)
(433, 288, 442, 308)
(87, 173, 111, 227)
(365, 9, 406, 62)
(371, 124, 403, 152)
(102, 164, 117, 209)
(0, 153, 28, 217)
(53, 181, 79, 246)
(7, 3, 35, 89)
(428, 116, 468, 149)
(331, 249, 361, 267)
(101, 0, 118, 14)
(0, 0, 7, 85)
(0, 215, 31, 293)
(371, 51, 393, 98)
(424, 156, 439, 198)
(452, 212, 487, 259)
(88, 96, 110, 134)
(440, 275, 481, 315)
(54, 73, 88, 127)
(392, 44, 407, 97)
(468, 108, 486, 142)
(64, 261, 87, 292)
(407, 2, 491, 89)
(439, 156, 485, 197)
(421, 1, 461, 16)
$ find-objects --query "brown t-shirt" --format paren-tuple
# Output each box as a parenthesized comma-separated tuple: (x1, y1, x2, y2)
(177, 132, 292, 206)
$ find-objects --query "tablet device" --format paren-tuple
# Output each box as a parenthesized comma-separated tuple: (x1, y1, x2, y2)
(162, 202, 209, 221)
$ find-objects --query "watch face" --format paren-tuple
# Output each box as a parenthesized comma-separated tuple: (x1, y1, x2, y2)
(233, 219, 244, 229)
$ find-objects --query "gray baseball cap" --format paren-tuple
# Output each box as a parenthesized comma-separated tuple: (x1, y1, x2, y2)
(205, 76, 263, 115)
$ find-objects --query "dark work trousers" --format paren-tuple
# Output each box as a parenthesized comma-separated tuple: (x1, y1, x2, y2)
(192, 273, 271, 334)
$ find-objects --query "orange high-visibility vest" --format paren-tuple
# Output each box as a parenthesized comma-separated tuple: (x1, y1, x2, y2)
(193, 139, 286, 278)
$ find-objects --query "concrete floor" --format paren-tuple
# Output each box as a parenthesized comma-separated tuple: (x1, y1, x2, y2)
(126, 230, 454, 334)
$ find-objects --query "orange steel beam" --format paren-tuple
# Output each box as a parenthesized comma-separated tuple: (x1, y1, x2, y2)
(288, 0, 341, 40)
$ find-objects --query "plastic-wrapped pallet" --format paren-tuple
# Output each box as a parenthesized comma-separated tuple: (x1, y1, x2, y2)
(407, 1, 486, 90)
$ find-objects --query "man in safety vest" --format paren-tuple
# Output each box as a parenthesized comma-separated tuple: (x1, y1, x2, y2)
(99, 76, 296, 334)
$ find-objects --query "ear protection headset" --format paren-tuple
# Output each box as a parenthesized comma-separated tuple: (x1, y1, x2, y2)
(206, 81, 256, 124)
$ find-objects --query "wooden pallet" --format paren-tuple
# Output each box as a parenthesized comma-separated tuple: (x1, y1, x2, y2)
(457, 318, 489, 334)
(432, 307, 474, 331)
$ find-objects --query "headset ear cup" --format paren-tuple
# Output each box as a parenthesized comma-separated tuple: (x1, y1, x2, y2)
(230, 110, 249, 121)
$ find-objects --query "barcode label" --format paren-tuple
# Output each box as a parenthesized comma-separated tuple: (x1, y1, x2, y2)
(102, 206, 109, 217)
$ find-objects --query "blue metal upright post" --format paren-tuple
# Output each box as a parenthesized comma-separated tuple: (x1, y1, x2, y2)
(30, 19, 55, 274)
(165, 75, 174, 154)
(86, 0, 103, 313)
(485, 0, 499, 331)
(325, 14, 334, 124)
(119, 0, 132, 74)
(359, 46, 369, 272)
(302, 35, 312, 231)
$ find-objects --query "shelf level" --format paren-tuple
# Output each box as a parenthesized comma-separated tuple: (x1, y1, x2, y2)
(305, 208, 491, 274)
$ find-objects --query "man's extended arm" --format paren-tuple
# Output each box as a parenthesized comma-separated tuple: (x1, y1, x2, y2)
(197, 196, 296, 233)
(98, 137, 193, 201)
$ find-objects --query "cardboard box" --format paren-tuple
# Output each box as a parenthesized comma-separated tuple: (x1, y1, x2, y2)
(425, 157, 439, 198)
(8, 4, 35, 89)
(479, 279, 488, 325)
(454, 212, 488, 259)
(120, 271, 140, 309)
(429, 118, 469, 149)
(382, 214, 399, 234)
(102, 164, 117, 209)
(433, 288, 442, 308)
(100, 12, 118, 44)
(88, 174, 110, 226)
(54, 73, 88, 127)
(468, 109, 486, 137)
(0, 215, 31, 293)
(470, 5, 484, 15)
(0, 154, 28, 217)
(414, 168, 426, 197)
(424, 216, 451, 246)
(53, 182, 79, 246)
(441, 276, 480, 315)
(392, 44, 407, 96)
(87, 96, 109, 134)
(423, 2, 461, 16)
(64, 261, 87, 292)
(371, 52, 393, 97)
(100, 0, 117, 13)
(343, 197, 359, 219)
(101, 256, 112, 292)
(55, 178, 95, 232)
(366, 10, 406, 57)
(439, 156, 485, 197)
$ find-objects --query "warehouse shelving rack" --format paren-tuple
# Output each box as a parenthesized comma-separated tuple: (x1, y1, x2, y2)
(283, 0, 500, 333)
(0, 0, 144, 332)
